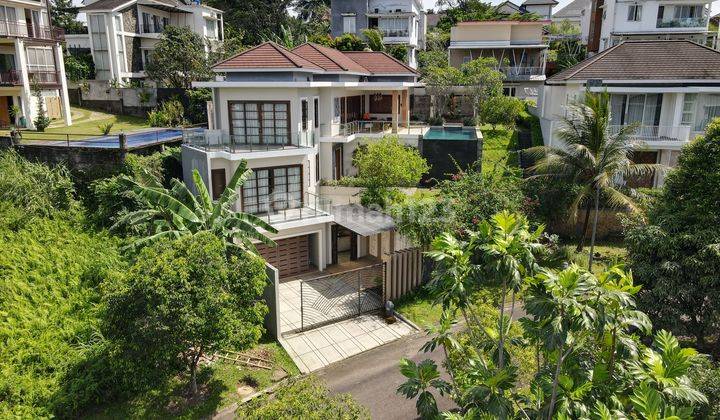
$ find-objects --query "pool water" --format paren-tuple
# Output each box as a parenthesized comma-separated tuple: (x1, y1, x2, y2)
(424, 126, 477, 141)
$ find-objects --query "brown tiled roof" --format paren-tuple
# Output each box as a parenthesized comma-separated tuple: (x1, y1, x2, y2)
(343, 51, 419, 75)
(213, 42, 323, 71)
(292, 43, 370, 73)
(548, 40, 720, 83)
(213, 42, 418, 76)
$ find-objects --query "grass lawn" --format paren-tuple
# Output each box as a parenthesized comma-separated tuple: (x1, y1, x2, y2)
(87, 340, 299, 419)
(562, 238, 628, 275)
(480, 124, 519, 174)
(5, 106, 149, 141)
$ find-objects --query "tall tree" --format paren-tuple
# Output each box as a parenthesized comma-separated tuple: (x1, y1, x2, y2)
(208, 0, 292, 45)
(527, 91, 659, 264)
(50, 0, 85, 33)
(461, 57, 504, 121)
(145, 26, 213, 88)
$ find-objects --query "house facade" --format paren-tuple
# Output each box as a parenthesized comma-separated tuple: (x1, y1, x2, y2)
(578, 0, 716, 53)
(552, 0, 585, 28)
(0, 0, 71, 128)
(183, 42, 421, 279)
(536, 40, 720, 187)
(81, 0, 223, 82)
(330, 0, 426, 68)
(522, 0, 559, 19)
(449, 20, 548, 99)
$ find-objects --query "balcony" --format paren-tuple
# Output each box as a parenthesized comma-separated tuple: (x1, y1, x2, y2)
(0, 70, 22, 86)
(250, 191, 333, 225)
(379, 28, 409, 38)
(140, 23, 166, 34)
(499, 66, 545, 79)
(28, 70, 60, 85)
(607, 125, 691, 143)
(326, 120, 428, 139)
(183, 129, 315, 153)
(0, 20, 65, 41)
(656, 17, 707, 28)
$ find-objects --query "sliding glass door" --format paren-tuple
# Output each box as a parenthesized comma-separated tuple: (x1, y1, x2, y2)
(241, 165, 303, 214)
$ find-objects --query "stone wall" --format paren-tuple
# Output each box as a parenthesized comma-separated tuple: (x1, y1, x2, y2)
(122, 6, 138, 33)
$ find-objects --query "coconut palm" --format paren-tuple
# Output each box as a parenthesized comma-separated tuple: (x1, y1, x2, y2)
(113, 160, 277, 254)
(526, 91, 661, 268)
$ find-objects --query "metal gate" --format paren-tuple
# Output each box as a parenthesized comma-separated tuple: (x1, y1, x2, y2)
(299, 263, 384, 332)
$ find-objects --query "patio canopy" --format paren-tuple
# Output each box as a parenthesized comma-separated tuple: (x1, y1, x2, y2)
(330, 204, 396, 236)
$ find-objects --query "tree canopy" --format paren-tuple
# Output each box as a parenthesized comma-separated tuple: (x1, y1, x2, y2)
(145, 26, 213, 88)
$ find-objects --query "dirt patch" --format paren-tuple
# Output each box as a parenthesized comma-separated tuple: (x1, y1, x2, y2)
(236, 384, 256, 398)
(165, 382, 212, 415)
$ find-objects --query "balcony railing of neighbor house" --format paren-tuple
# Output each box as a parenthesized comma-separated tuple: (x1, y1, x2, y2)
(140, 23, 166, 34)
(0, 20, 64, 41)
(607, 125, 691, 142)
(500, 66, 545, 78)
(183, 129, 315, 152)
(656, 17, 707, 28)
(28, 70, 60, 85)
(0, 70, 21, 85)
(380, 28, 409, 37)
(252, 191, 333, 225)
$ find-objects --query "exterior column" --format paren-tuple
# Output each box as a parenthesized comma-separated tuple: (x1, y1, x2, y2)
(391, 90, 399, 133)
(54, 43, 72, 126)
(671, 93, 684, 127)
(14, 38, 34, 129)
(401, 89, 409, 128)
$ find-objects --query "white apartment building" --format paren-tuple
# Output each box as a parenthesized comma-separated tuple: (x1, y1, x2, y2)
(0, 0, 71, 128)
(577, 0, 717, 52)
(448, 20, 549, 99)
(81, 0, 223, 82)
(331, 0, 426, 68)
(536, 40, 720, 187)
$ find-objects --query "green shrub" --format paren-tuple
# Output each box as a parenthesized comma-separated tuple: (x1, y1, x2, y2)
(0, 208, 124, 417)
(146, 99, 186, 127)
(98, 121, 114, 135)
(688, 356, 720, 419)
(0, 150, 75, 218)
(237, 376, 370, 419)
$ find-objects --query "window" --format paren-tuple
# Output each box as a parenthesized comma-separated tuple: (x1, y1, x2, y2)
(242, 166, 302, 214)
(26, 47, 55, 73)
(229, 101, 290, 145)
(333, 97, 341, 123)
(89, 14, 111, 79)
(503, 87, 516, 97)
(342, 15, 356, 33)
(681, 93, 697, 126)
(674, 5, 703, 19)
(609, 93, 663, 127)
(627, 4, 642, 21)
(313, 98, 319, 128)
(378, 17, 409, 36)
(0, 54, 15, 72)
(205, 18, 216, 38)
(142, 49, 152, 68)
(315, 154, 320, 182)
(301, 99, 308, 131)
(114, 16, 126, 72)
(0, 6, 17, 35)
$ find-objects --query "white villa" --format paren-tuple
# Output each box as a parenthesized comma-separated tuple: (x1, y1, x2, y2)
(536, 39, 720, 187)
(448, 20, 549, 99)
(80, 0, 223, 82)
(576, 0, 717, 52)
(0, 0, 72, 128)
(182, 42, 424, 279)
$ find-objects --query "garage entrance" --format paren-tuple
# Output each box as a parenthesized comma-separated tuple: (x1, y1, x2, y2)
(256, 235, 312, 278)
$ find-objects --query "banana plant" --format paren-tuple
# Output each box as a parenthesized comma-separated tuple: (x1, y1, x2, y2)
(113, 160, 277, 254)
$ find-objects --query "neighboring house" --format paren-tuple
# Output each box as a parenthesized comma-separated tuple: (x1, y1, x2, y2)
(330, 0, 426, 68)
(425, 10, 444, 28)
(497, 0, 522, 16)
(578, 0, 716, 53)
(522, 0, 558, 19)
(0, 0, 72, 128)
(80, 0, 224, 82)
(536, 40, 720, 187)
(448, 20, 548, 99)
(552, 0, 584, 28)
(183, 41, 422, 280)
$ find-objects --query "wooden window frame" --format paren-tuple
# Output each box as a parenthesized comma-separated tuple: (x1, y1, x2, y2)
(240, 164, 304, 214)
(228, 100, 291, 145)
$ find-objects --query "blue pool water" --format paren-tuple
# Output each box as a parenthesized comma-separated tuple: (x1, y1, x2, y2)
(63, 128, 203, 149)
(424, 126, 478, 141)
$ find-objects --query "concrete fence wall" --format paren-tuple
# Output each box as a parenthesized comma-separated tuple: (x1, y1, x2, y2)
(69, 81, 187, 118)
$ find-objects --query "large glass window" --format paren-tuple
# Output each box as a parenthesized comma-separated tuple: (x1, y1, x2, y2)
(379, 17, 409, 36)
(342, 15, 356, 33)
(89, 14, 111, 79)
(26, 47, 55, 72)
(609, 93, 663, 126)
(627, 5, 642, 21)
(242, 166, 302, 214)
(681, 93, 697, 126)
(229, 101, 289, 145)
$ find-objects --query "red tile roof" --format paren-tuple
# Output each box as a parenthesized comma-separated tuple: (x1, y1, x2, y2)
(213, 42, 323, 71)
(343, 51, 418, 75)
(213, 42, 418, 76)
(292, 43, 370, 73)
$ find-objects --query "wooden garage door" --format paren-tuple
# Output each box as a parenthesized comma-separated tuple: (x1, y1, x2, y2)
(256, 235, 310, 278)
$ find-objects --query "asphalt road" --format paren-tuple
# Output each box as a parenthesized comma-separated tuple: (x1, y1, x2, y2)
(317, 322, 456, 420)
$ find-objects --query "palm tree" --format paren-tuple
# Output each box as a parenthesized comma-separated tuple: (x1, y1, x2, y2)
(113, 160, 277, 254)
(361, 28, 385, 52)
(527, 91, 660, 269)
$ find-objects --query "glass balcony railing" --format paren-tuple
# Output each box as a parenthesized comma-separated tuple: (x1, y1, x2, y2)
(499, 66, 545, 78)
(656, 17, 707, 28)
(252, 191, 333, 225)
(0, 70, 21, 85)
(607, 125, 691, 142)
(183, 129, 315, 152)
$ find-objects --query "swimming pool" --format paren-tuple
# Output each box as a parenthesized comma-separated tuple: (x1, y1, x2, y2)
(423, 126, 478, 141)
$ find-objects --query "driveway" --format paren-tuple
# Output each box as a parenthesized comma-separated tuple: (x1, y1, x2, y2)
(317, 325, 456, 419)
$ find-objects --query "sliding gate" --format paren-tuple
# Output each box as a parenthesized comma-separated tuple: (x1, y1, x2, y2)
(299, 263, 384, 332)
